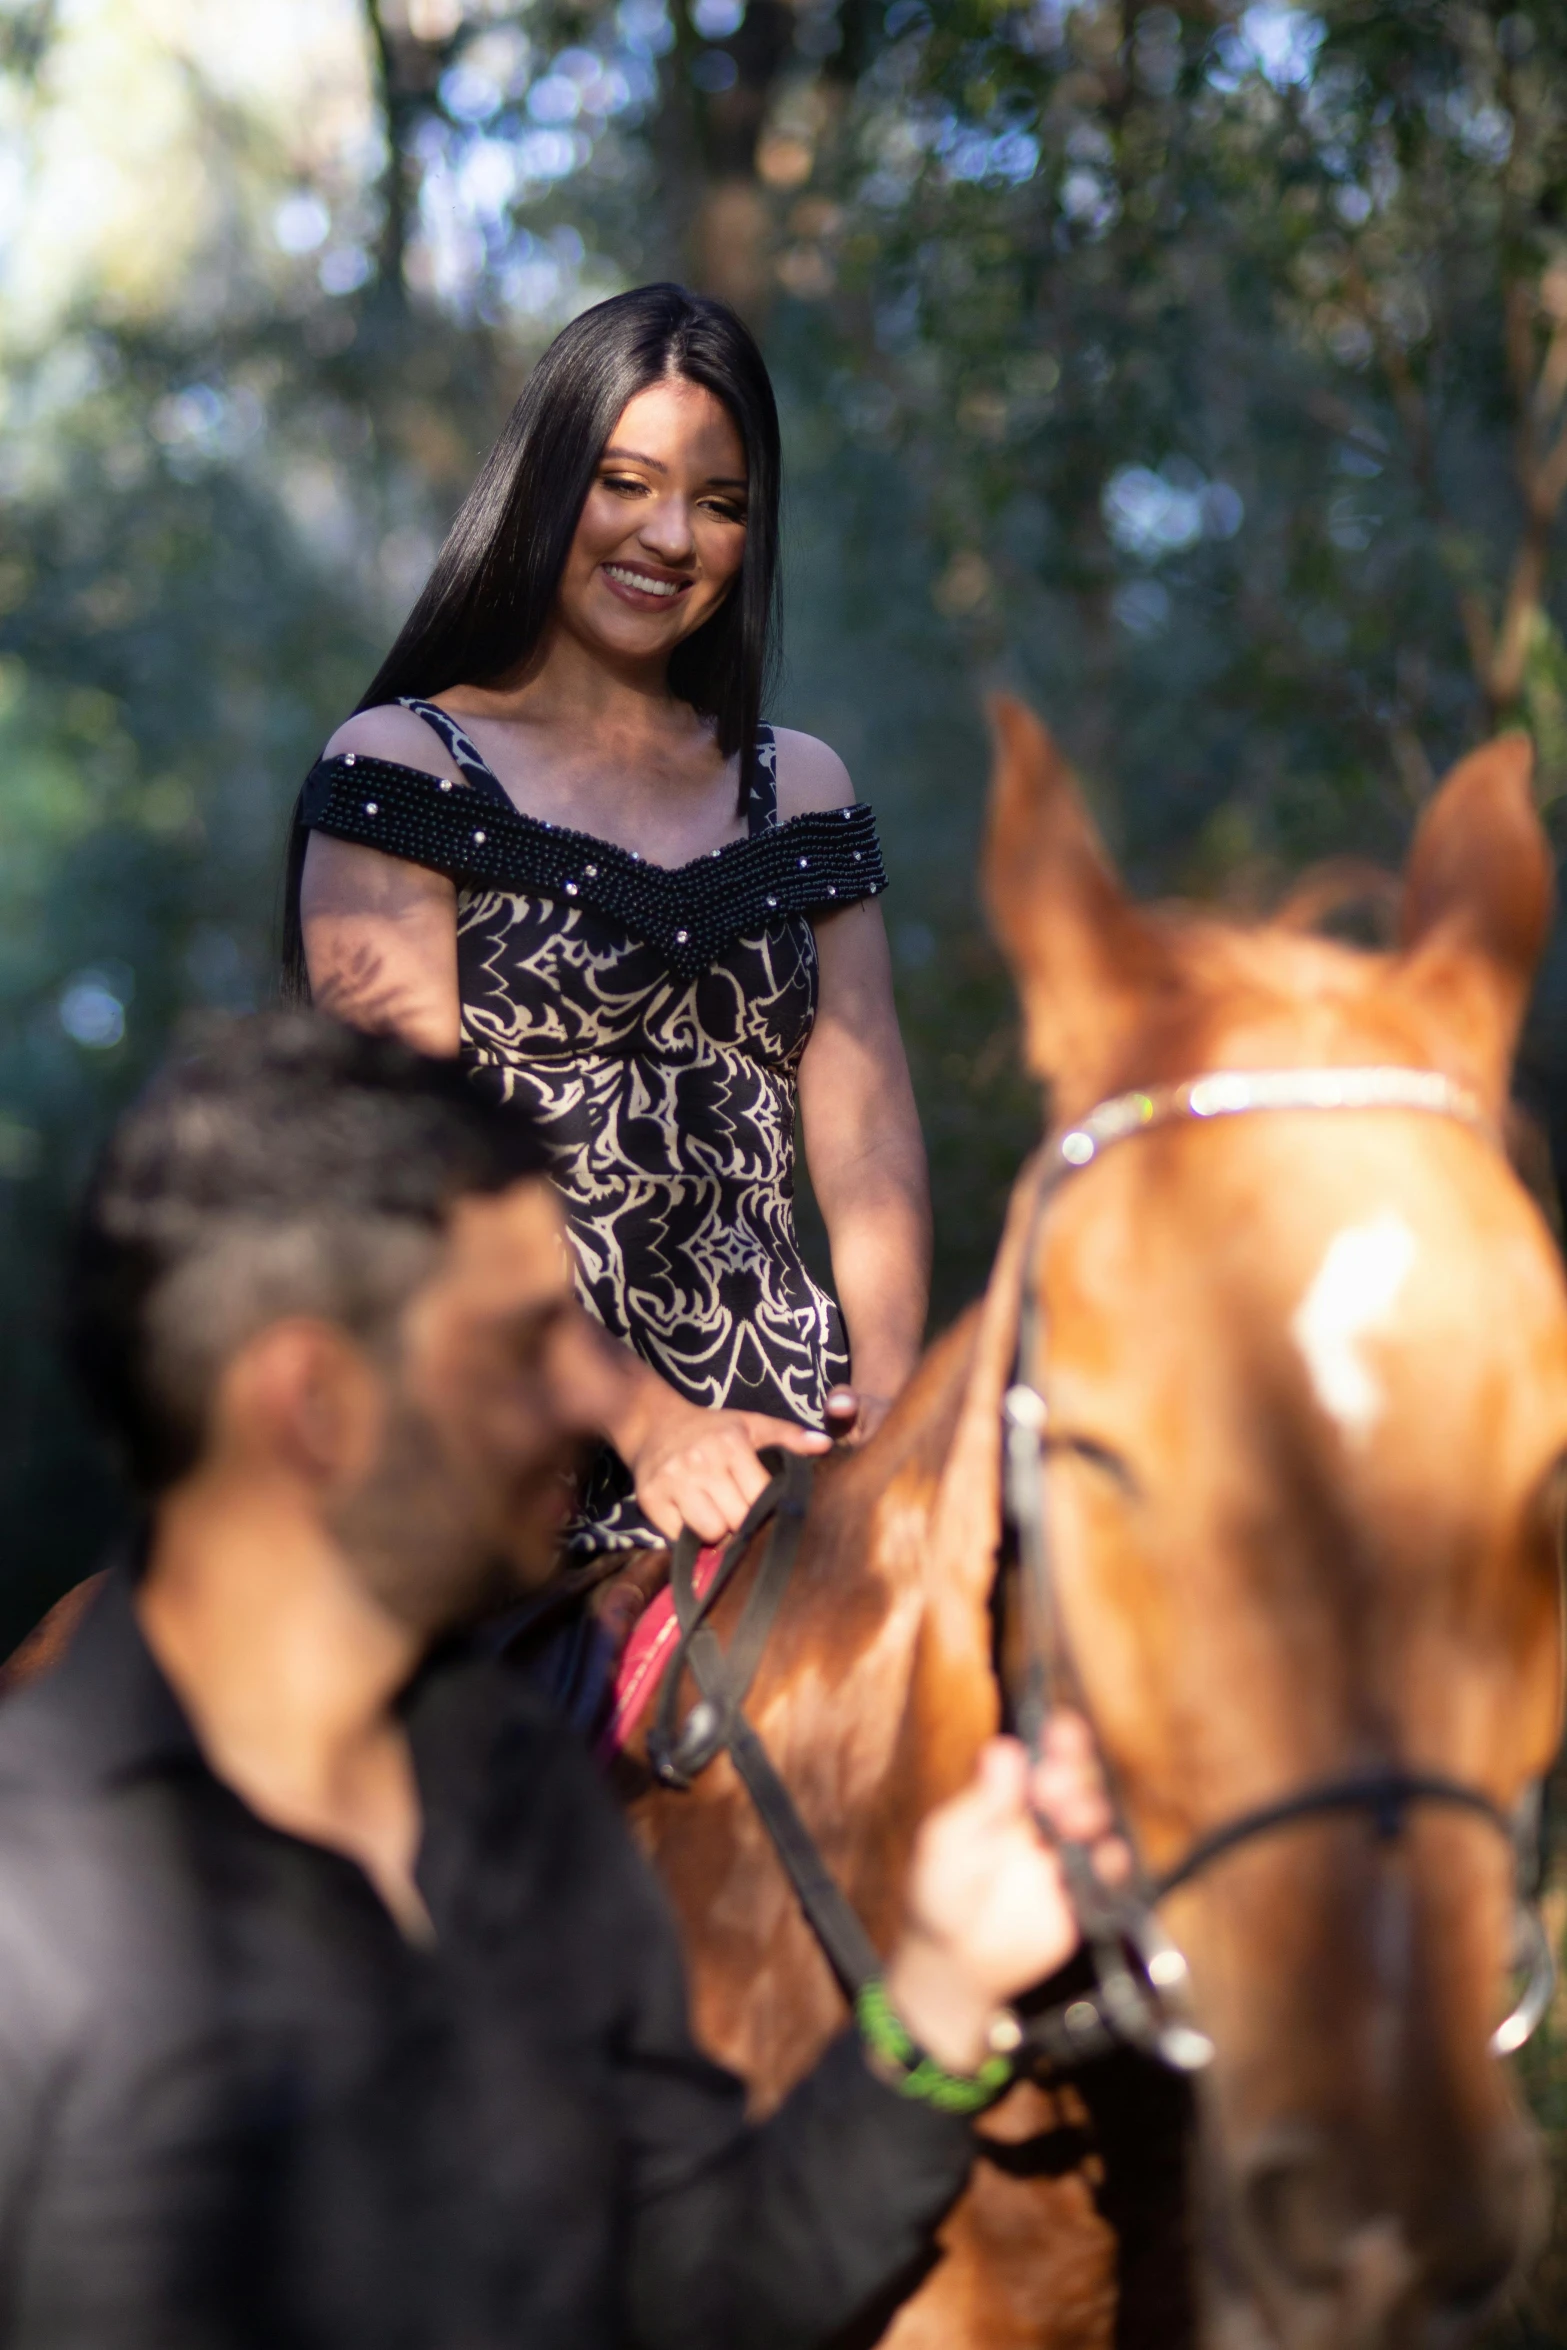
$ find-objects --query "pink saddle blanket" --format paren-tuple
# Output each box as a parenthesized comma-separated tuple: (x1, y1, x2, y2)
(597, 1542, 725, 1759)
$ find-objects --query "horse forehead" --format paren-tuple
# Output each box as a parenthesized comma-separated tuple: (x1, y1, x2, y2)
(1050, 1116, 1567, 1410)
(1283, 1195, 1567, 1465)
(1287, 1211, 1419, 1445)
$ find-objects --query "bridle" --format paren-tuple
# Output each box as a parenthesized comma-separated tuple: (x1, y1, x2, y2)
(643, 1061, 1556, 2082)
(1001, 1063, 1557, 2074)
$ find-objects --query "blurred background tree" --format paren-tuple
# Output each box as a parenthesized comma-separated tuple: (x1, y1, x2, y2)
(6, 0, 1567, 1576)
(6, 0, 1567, 2329)
(3, 0, 1566, 1527)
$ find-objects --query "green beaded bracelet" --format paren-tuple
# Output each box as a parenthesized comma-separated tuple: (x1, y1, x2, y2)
(854, 1977, 1019, 2116)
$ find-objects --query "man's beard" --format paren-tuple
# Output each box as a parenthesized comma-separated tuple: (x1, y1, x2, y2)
(329, 1392, 584, 1637)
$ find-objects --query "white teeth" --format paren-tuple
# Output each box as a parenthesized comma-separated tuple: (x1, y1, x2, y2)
(604, 564, 682, 598)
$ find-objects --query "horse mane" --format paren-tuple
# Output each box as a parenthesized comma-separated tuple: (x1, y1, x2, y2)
(1267, 858, 1402, 944)
(1125, 863, 1564, 1238)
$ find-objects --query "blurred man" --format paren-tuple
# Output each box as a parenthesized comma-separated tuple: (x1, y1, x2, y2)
(0, 1014, 1110, 2349)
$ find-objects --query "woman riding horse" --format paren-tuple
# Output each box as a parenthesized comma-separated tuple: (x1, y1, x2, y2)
(284, 283, 929, 1591)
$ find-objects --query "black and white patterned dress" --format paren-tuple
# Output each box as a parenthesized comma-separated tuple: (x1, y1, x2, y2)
(299, 700, 888, 1554)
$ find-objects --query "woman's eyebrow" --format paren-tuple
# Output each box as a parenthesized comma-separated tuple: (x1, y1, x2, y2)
(599, 445, 748, 491)
(601, 444, 667, 472)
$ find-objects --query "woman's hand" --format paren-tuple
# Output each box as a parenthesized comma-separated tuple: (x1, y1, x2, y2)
(880, 1716, 1127, 2076)
(606, 1369, 830, 1545)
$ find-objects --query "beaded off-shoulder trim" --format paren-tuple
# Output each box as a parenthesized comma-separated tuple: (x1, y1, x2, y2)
(299, 754, 887, 981)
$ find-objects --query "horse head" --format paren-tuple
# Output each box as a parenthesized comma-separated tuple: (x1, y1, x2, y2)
(983, 700, 1567, 2349)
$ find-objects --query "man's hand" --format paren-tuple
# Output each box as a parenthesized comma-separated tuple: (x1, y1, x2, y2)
(621, 1385, 830, 1545)
(881, 1715, 1126, 2077)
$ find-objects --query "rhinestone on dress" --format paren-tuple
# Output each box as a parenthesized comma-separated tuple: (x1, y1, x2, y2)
(305, 757, 888, 981)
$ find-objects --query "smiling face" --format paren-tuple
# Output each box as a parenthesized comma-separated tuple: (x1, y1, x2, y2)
(554, 374, 749, 669)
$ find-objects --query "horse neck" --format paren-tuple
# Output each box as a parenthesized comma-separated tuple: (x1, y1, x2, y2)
(922, 1150, 1039, 1652)
(834, 1154, 1041, 1802)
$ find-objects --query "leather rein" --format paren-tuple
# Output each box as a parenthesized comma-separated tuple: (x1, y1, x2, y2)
(646, 1452, 881, 1999)
(646, 1065, 1556, 2076)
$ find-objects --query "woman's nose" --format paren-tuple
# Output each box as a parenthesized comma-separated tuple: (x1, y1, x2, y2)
(636, 494, 695, 562)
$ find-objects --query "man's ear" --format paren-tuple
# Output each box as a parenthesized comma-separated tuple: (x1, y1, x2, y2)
(216, 1320, 385, 1491)
(982, 696, 1174, 1094)
(1396, 732, 1553, 1087)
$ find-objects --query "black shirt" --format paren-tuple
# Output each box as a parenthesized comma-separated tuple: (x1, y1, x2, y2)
(0, 1573, 972, 2349)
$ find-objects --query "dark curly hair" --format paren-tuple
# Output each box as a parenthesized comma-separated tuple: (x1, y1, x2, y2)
(67, 1011, 549, 1494)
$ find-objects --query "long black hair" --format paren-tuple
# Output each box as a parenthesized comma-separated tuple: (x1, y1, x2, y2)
(281, 282, 782, 1000)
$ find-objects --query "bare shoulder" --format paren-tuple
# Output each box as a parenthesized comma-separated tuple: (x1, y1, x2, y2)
(771, 726, 855, 820)
(322, 703, 465, 786)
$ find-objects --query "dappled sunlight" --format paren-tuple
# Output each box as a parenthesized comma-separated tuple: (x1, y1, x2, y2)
(0, 0, 372, 346)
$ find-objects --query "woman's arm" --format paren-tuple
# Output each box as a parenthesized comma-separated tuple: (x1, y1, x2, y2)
(780, 733, 932, 1438)
(798, 903, 932, 1435)
(299, 707, 464, 1056)
(301, 837, 461, 1056)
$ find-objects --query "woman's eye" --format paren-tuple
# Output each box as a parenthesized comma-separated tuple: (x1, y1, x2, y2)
(703, 499, 747, 523)
(601, 474, 646, 497)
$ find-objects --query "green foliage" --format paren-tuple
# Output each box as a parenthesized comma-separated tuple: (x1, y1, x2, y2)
(0, 328, 388, 1624)
(4, 0, 1567, 1587)
(812, 0, 1567, 875)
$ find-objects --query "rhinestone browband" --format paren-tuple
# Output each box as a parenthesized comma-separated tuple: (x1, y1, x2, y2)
(1049, 1065, 1489, 1177)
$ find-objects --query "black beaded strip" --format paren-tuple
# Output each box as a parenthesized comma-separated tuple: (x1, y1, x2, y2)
(299, 755, 888, 980)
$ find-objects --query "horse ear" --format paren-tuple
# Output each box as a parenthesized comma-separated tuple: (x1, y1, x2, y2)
(983, 697, 1171, 1088)
(1397, 733, 1553, 1075)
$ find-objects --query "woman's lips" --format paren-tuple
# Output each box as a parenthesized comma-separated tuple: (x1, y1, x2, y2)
(601, 562, 693, 608)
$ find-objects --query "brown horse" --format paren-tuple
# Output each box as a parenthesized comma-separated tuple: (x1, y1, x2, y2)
(621, 701, 1567, 2350)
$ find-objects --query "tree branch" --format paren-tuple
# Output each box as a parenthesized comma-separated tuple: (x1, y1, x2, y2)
(1344, 257, 1498, 688)
(363, 0, 412, 306)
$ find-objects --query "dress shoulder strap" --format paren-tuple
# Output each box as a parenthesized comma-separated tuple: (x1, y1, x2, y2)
(747, 724, 778, 837)
(397, 697, 511, 807)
